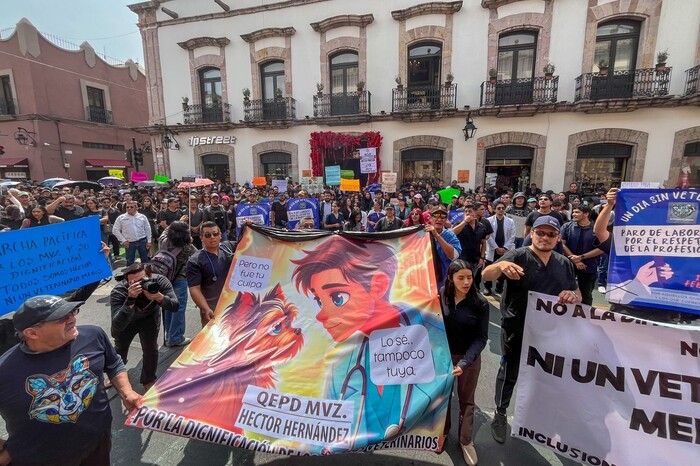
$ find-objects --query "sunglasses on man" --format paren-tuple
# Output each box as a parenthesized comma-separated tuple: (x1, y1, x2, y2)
(533, 229, 558, 238)
(203, 231, 221, 238)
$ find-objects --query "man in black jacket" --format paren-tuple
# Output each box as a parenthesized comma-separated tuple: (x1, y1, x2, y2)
(110, 263, 178, 390)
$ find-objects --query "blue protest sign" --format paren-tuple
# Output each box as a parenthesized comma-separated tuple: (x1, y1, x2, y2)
(448, 209, 465, 225)
(0, 216, 111, 316)
(325, 165, 341, 186)
(286, 198, 320, 230)
(235, 203, 270, 238)
(608, 189, 700, 314)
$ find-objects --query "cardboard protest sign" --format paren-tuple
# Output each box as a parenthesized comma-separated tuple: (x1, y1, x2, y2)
(286, 198, 320, 230)
(514, 292, 700, 466)
(271, 179, 288, 192)
(608, 189, 700, 314)
(253, 177, 267, 187)
(0, 216, 111, 316)
(154, 175, 169, 183)
(109, 169, 124, 179)
(126, 227, 453, 455)
(234, 203, 270, 237)
(457, 170, 470, 183)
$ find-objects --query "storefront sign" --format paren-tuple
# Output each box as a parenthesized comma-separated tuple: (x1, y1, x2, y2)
(187, 135, 236, 146)
(4, 171, 27, 179)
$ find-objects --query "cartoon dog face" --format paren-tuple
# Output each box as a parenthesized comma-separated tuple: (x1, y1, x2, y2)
(26, 354, 98, 424)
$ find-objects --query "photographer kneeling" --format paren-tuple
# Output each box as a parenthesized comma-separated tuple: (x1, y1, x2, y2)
(110, 263, 179, 390)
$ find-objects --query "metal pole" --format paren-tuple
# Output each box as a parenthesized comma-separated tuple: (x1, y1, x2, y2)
(132, 137, 139, 172)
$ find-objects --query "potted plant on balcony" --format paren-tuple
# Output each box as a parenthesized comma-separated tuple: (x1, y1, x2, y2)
(275, 88, 284, 100)
(489, 68, 498, 84)
(598, 59, 609, 76)
(316, 82, 324, 97)
(356, 81, 365, 93)
(395, 75, 403, 90)
(445, 72, 454, 87)
(543, 63, 555, 80)
(181, 97, 189, 111)
(656, 50, 669, 72)
(242, 88, 251, 106)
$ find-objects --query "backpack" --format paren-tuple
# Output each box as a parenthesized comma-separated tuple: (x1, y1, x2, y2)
(148, 246, 183, 282)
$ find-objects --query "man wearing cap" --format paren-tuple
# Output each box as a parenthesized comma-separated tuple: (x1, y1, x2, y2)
(374, 204, 404, 232)
(506, 193, 531, 248)
(425, 206, 462, 289)
(157, 198, 185, 232)
(0, 296, 141, 465)
(203, 193, 231, 241)
(482, 215, 580, 444)
(187, 195, 204, 249)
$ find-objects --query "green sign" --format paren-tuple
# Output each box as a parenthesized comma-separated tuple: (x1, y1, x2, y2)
(154, 175, 170, 183)
(340, 170, 355, 180)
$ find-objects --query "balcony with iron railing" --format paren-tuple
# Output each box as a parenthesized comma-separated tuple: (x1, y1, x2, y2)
(684, 64, 700, 96)
(392, 84, 457, 113)
(480, 76, 559, 107)
(574, 68, 672, 101)
(184, 102, 231, 124)
(0, 97, 15, 115)
(313, 91, 371, 118)
(244, 97, 296, 122)
(85, 105, 113, 124)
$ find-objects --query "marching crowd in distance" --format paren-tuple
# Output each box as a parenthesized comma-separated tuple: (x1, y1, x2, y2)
(0, 176, 626, 466)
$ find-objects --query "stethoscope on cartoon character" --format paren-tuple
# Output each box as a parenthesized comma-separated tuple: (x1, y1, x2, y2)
(338, 310, 415, 450)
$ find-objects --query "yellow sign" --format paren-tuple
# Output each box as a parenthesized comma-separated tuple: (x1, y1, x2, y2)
(340, 178, 360, 192)
(109, 169, 124, 179)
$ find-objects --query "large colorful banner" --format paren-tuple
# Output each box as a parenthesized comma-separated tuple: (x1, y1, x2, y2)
(514, 292, 700, 465)
(608, 189, 700, 314)
(286, 198, 320, 230)
(0, 216, 111, 316)
(126, 227, 454, 454)
(235, 203, 270, 237)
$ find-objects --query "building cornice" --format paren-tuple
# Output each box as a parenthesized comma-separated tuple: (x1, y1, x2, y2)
(177, 37, 230, 50)
(391, 1, 463, 21)
(310, 14, 374, 33)
(481, 0, 547, 9)
(240, 27, 296, 44)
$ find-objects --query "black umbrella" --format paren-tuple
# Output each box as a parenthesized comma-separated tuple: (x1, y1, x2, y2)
(52, 180, 104, 192)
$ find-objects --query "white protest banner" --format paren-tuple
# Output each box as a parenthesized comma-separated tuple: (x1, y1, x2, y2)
(513, 292, 700, 466)
(272, 179, 288, 192)
(358, 147, 376, 157)
(360, 156, 377, 174)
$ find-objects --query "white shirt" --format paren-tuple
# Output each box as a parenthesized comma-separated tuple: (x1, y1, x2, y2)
(113, 212, 152, 243)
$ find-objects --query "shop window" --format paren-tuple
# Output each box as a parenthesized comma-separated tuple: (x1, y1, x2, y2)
(261, 152, 291, 182)
(576, 143, 632, 193)
(401, 148, 443, 185)
(485, 145, 534, 192)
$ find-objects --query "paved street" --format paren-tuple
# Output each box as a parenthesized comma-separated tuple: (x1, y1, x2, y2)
(2, 276, 607, 466)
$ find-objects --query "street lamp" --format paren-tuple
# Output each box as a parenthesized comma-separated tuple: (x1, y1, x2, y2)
(462, 112, 477, 141)
(162, 134, 173, 149)
(14, 127, 37, 146)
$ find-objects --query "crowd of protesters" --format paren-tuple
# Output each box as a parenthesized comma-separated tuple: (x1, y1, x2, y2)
(0, 176, 622, 466)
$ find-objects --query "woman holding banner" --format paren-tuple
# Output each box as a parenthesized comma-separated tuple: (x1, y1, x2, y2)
(439, 260, 489, 465)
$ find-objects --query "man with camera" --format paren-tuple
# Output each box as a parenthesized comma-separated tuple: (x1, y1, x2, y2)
(110, 263, 179, 390)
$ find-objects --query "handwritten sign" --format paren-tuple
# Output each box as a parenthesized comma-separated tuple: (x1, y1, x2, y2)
(301, 169, 313, 177)
(340, 179, 360, 192)
(271, 179, 288, 192)
(340, 170, 355, 180)
(360, 156, 376, 174)
(109, 169, 124, 179)
(381, 173, 397, 185)
(358, 148, 376, 157)
(130, 171, 148, 183)
(253, 177, 267, 187)
(0, 216, 111, 316)
(457, 170, 470, 183)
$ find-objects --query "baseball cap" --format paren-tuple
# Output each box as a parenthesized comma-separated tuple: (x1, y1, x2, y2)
(13, 296, 83, 332)
(19, 192, 29, 197)
(211, 193, 219, 198)
(452, 195, 459, 199)
(413, 193, 422, 199)
(431, 206, 448, 215)
(513, 192, 526, 200)
(385, 204, 395, 210)
(221, 195, 230, 201)
(532, 215, 561, 231)
(527, 197, 537, 203)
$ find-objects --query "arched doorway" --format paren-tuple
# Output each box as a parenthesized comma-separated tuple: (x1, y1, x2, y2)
(575, 143, 632, 193)
(260, 152, 291, 182)
(485, 145, 534, 192)
(401, 148, 443, 185)
(201, 153, 230, 182)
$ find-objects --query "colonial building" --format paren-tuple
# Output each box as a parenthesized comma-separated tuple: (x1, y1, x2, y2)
(128, 0, 700, 192)
(0, 19, 151, 181)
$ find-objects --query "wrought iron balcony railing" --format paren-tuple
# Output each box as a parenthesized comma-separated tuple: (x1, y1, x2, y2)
(574, 68, 672, 101)
(392, 84, 457, 112)
(480, 76, 559, 106)
(184, 102, 232, 124)
(244, 97, 296, 121)
(0, 97, 15, 115)
(313, 91, 371, 117)
(684, 64, 700, 96)
(86, 105, 113, 124)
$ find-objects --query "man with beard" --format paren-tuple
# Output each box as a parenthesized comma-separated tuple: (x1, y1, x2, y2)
(270, 191, 289, 228)
(482, 216, 580, 444)
(46, 194, 84, 221)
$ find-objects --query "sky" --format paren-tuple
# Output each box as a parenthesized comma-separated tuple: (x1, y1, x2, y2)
(1, 0, 144, 64)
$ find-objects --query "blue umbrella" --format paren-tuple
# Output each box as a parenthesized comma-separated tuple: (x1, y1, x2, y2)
(40, 177, 68, 188)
